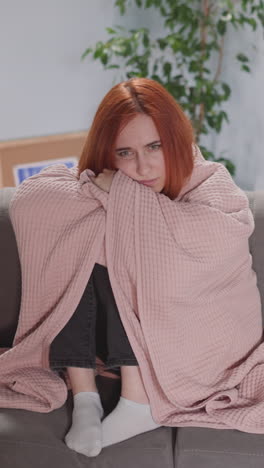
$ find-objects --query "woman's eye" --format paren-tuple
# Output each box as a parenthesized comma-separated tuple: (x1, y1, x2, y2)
(149, 144, 161, 151)
(116, 150, 133, 158)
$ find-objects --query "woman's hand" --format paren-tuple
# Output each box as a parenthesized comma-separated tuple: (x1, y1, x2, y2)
(90, 169, 116, 193)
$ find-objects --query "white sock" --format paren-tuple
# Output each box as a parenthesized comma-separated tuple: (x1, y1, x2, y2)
(101, 396, 161, 448)
(64, 391, 104, 457)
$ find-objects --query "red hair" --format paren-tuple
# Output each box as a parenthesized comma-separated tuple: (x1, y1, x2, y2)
(78, 77, 195, 200)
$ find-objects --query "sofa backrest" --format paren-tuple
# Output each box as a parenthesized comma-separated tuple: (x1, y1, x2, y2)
(0, 188, 21, 347)
(0, 187, 264, 348)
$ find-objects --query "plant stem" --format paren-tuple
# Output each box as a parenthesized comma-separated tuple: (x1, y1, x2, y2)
(213, 35, 225, 83)
(196, 0, 210, 141)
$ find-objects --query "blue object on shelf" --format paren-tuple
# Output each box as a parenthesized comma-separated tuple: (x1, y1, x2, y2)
(13, 159, 78, 185)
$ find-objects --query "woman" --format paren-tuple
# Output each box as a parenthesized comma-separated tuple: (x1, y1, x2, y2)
(49, 77, 194, 456)
(2, 77, 262, 458)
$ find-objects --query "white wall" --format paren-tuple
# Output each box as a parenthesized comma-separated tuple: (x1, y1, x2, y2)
(0, 0, 263, 190)
(0, 0, 119, 139)
(211, 25, 264, 191)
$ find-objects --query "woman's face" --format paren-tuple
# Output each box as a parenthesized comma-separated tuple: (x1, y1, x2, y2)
(113, 114, 166, 193)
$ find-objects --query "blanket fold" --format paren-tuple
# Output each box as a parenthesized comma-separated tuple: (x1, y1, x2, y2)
(1, 146, 264, 433)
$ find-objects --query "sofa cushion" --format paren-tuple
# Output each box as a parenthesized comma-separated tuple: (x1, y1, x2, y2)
(175, 426, 264, 468)
(0, 402, 174, 468)
(0, 377, 175, 468)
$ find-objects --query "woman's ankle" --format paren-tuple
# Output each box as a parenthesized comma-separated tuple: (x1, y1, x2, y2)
(120, 365, 149, 404)
(67, 367, 98, 396)
(120, 391, 149, 404)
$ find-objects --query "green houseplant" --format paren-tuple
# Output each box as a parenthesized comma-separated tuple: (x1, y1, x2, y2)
(81, 0, 264, 176)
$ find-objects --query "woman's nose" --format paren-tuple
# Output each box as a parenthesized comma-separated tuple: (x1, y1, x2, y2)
(136, 153, 151, 174)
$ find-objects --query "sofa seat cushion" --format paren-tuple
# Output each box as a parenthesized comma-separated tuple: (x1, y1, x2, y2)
(175, 426, 264, 468)
(0, 387, 175, 468)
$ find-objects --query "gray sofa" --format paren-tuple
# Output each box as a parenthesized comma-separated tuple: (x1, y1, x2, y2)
(0, 186, 264, 468)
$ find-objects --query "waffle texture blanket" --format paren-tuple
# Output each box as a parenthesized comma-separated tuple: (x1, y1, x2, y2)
(1, 146, 264, 433)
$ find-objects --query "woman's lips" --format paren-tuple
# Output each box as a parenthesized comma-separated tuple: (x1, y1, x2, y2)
(138, 178, 158, 186)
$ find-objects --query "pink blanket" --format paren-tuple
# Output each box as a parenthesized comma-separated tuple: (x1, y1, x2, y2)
(1, 146, 264, 433)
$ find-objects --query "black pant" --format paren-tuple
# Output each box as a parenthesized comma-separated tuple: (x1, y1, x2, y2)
(49, 263, 138, 377)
